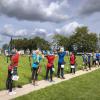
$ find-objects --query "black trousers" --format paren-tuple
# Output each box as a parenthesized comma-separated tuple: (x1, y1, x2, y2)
(70, 64, 76, 74)
(46, 67, 53, 81)
(6, 70, 13, 92)
(88, 62, 91, 69)
(32, 68, 38, 81)
(57, 63, 64, 78)
(70, 68, 75, 74)
(92, 60, 96, 66)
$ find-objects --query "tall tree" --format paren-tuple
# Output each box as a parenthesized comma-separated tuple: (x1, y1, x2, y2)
(53, 34, 69, 49)
(2, 44, 9, 50)
(11, 37, 50, 50)
(69, 27, 98, 52)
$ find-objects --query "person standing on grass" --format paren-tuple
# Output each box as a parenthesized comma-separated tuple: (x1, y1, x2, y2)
(96, 51, 100, 67)
(82, 52, 88, 71)
(31, 50, 42, 86)
(70, 52, 76, 74)
(57, 47, 66, 79)
(11, 50, 20, 76)
(6, 50, 20, 95)
(87, 53, 91, 70)
(45, 51, 56, 82)
(92, 52, 96, 67)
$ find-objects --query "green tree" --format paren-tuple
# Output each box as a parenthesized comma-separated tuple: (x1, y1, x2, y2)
(2, 44, 9, 50)
(11, 37, 50, 50)
(53, 34, 69, 49)
(69, 27, 97, 52)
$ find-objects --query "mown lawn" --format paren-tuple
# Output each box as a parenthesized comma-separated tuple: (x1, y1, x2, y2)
(0, 55, 83, 90)
(14, 69, 100, 100)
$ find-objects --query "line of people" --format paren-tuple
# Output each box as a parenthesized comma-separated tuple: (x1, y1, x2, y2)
(29, 47, 77, 86)
(6, 47, 100, 95)
(82, 52, 100, 71)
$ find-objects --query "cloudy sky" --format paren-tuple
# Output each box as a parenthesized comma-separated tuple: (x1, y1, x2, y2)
(0, 0, 100, 47)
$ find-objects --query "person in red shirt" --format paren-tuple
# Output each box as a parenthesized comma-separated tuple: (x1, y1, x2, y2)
(45, 52, 56, 82)
(11, 52, 19, 66)
(11, 51, 20, 75)
(6, 50, 20, 95)
(70, 52, 76, 74)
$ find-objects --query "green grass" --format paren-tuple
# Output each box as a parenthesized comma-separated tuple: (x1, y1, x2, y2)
(14, 69, 100, 100)
(0, 55, 83, 90)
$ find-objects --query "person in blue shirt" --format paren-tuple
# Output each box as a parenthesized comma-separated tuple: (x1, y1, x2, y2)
(96, 52, 100, 67)
(31, 50, 42, 86)
(57, 47, 66, 79)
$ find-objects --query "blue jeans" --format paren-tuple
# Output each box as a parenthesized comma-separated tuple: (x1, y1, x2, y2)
(57, 62, 64, 78)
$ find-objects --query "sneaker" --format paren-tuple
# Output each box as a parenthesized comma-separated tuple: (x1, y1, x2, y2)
(8, 91, 16, 95)
(45, 79, 49, 81)
(50, 80, 55, 82)
(61, 77, 65, 79)
(57, 76, 60, 78)
(35, 82, 39, 86)
(9, 92, 13, 96)
(12, 91, 16, 95)
(33, 82, 35, 86)
(32, 81, 35, 86)
(7, 91, 9, 94)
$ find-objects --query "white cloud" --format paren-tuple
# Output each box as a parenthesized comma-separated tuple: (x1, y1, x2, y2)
(1, 24, 29, 37)
(1, 24, 14, 37)
(55, 21, 82, 36)
(0, 24, 56, 43)
(0, 0, 69, 22)
(31, 28, 48, 39)
(1, 24, 50, 39)
(15, 29, 29, 37)
(0, 21, 82, 45)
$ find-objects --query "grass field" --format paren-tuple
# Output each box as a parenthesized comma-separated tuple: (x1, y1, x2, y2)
(0, 55, 83, 90)
(14, 69, 100, 100)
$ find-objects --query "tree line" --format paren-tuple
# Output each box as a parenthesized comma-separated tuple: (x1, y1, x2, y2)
(2, 26, 98, 52)
(53, 26, 98, 52)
